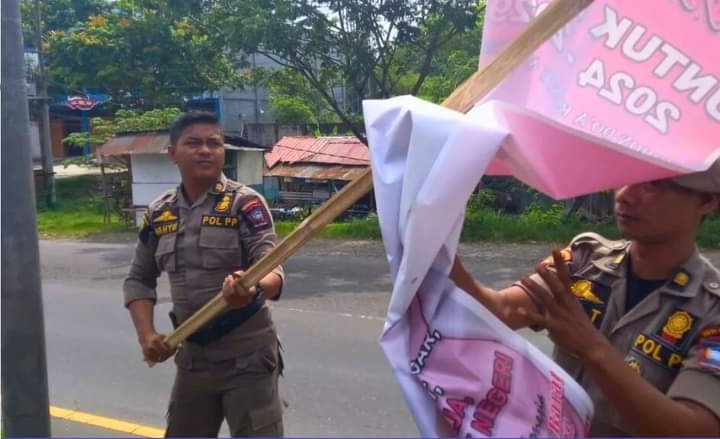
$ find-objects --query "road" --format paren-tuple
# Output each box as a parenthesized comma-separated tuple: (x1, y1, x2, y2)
(39, 237, 639, 436)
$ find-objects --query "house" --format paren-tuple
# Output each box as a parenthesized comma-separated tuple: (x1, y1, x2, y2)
(96, 131, 269, 225)
(264, 136, 372, 210)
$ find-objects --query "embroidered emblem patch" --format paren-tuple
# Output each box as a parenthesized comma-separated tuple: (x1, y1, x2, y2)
(240, 198, 271, 231)
(214, 194, 232, 213)
(699, 340, 720, 372)
(154, 210, 178, 222)
(570, 278, 609, 327)
(697, 325, 720, 342)
(654, 308, 700, 349)
(571, 279, 603, 305)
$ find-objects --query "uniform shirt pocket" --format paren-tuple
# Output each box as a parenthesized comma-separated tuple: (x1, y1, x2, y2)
(198, 226, 241, 269)
(154, 233, 177, 272)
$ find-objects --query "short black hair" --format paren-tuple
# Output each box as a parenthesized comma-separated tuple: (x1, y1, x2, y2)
(169, 111, 221, 145)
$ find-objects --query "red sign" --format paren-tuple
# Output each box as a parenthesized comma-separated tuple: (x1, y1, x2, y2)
(65, 96, 99, 111)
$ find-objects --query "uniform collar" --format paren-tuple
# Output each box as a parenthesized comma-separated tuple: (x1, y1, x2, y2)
(591, 243, 705, 298)
(591, 242, 630, 276)
(176, 174, 228, 208)
(656, 246, 705, 299)
(208, 174, 229, 196)
(609, 246, 704, 335)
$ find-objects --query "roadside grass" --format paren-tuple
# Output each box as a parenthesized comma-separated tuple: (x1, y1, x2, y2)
(37, 175, 720, 248)
(276, 213, 619, 245)
(36, 175, 133, 238)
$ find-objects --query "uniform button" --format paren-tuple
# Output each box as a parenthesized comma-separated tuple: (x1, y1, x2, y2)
(710, 282, 720, 289)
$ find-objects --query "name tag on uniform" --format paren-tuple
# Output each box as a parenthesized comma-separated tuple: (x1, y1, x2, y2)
(155, 221, 179, 236)
(631, 333, 685, 370)
(152, 208, 180, 237)
(201, 214, 240, 228)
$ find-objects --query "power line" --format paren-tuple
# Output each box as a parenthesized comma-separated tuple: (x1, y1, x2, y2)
(272, 142, 368, 163)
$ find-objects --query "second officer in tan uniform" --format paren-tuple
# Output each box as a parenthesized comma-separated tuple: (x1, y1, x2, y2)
(123, 112, 285, 437)
(452, 164, 720, 436)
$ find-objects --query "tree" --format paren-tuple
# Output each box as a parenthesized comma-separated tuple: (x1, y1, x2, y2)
(21, 0, 109, 48)
(417, 12, 484, 104)
(257, 68, 339, 126)
(207, 0, 481, 141)
(63, 107, 183, 151)
(41, 0, 241, 107)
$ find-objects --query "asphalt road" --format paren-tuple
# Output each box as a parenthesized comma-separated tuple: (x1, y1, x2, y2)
(39, 237, 584, 436)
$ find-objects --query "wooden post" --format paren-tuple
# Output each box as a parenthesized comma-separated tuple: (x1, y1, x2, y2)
(160, 0, 595, 353)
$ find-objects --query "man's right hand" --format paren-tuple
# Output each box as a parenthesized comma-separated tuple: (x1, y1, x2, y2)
(139, 331, 176, 363)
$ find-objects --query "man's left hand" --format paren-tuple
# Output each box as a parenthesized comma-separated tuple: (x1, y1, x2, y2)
(518, 249, 610, 360)
(221, 271, 256, 309)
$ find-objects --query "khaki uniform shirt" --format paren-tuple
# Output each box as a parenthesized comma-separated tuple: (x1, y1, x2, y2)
(523, 232, 720, 436)
(123, 175, 284, 364)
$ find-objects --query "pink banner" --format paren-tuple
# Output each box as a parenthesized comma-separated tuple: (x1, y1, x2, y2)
(480, 0, 720, 194)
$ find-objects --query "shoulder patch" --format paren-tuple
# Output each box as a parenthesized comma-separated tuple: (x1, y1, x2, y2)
(147, 188, 178, 211)
(696, 324, 720, 343)
(702, 265, 720, 298)
(570, 232, 628, 251)
(138, 211, 154, 245)
(698, 340, 720, 372)
(239, 197, 272, 231)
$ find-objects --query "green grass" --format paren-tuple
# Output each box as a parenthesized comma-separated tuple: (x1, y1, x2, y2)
(276, 217, 382, 240)
(37, 175, 720, 248)
(276, 214, 618, 245)
(278, 209, 720, 249)
(36, 175, 133, 238)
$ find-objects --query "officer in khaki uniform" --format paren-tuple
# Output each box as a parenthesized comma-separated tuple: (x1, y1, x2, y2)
(123, 112, 285, 437)
(451, 162, 720, 436)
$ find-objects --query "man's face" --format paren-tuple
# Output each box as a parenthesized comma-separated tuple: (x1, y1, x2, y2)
(614, 180, 715, 242)
(168, 123, 224, 182)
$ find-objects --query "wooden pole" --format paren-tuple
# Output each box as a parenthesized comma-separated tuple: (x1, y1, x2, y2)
(161, 0, 595, 352)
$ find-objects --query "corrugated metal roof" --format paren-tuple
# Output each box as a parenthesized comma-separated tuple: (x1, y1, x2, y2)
(98, 133, 171, 156)
(265, 136, 369, 167)
(265, 163, 368, 181)
(97, 132, 261, 156)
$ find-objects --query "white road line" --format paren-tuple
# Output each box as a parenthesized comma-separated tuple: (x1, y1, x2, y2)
(276, 306, 385, 321)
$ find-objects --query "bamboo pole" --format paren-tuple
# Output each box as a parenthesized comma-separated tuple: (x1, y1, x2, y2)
(160, 0, 595, 353)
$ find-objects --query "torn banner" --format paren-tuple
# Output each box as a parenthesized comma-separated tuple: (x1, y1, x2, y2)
(364, 97, 593, 437)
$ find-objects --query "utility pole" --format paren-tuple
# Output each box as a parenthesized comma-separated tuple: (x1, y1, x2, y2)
(1, 0, 52, 436)
(35, 0, 56, 207)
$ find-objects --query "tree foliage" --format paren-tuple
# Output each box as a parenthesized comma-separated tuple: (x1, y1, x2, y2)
(63, 107, 182, 149)
(29, 0, 485, 134)
(37, 0, 240, 106)
(208, 0, 481, 140)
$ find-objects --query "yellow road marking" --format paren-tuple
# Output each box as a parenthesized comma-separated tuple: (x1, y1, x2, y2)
(50, 405, 164, 438)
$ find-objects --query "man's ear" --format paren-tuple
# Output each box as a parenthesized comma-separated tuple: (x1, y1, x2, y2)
(699, 194, 719, 216)
(167, 144, 177, 163)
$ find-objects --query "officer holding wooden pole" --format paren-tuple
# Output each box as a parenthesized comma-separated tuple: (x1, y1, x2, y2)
(124, 112, 285, 437)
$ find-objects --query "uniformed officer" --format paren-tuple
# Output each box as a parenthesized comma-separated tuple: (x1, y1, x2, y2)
(451, 163, 720, 436)
(123, 112, 285, 437)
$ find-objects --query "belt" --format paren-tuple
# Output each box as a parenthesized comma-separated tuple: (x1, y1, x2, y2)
(169, 299, 263, 346)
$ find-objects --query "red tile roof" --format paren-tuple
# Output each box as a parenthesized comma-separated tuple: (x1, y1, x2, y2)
(265, 136, 369, 168)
